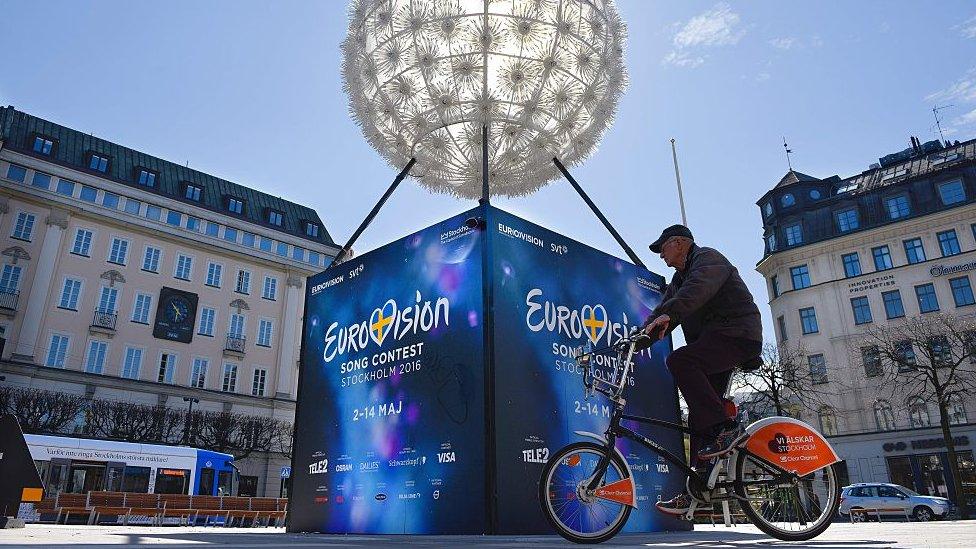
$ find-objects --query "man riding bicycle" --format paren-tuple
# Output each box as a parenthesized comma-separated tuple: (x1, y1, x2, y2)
(641, 224, 763, 516)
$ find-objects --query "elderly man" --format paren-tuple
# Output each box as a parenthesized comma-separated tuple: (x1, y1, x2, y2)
(642, 224, 763, 516)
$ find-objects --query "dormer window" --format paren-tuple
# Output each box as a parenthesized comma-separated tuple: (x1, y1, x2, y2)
(763, 203, 773, 218)
(32, 135, 55, 155)
(88, 153, 110, 173)
(835, 181, 858, 195)
(305, 222, 320, 237)
(184, 183, 203, 202)
(268, 210, 283, 226)
(227, 197, 244, 215)
(136, 168, 157, 187)
(809, 189, 822, 200)
(780, 193, 795, 207)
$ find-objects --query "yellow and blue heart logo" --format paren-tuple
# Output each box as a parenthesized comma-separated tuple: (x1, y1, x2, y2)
(369, 299, 397, 347)
(580, 304, 608, 344)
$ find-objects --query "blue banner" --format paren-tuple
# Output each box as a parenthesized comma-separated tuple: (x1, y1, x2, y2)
(290, 208, 487, 534)
(488, 207, 689, 533)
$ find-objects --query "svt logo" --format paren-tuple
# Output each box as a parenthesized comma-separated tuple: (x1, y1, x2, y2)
(437, 452, 456, 463)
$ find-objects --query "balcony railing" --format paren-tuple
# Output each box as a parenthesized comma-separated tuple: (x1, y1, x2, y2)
(0, 289, 19, 311)
(225, 334, 246, 354)
(91, 308, 118, 331)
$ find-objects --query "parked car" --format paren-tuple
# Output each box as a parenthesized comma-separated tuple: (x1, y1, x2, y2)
(839, 483, 952, 521)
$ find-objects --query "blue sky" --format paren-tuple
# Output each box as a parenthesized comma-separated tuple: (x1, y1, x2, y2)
(2, 1, 975, 343)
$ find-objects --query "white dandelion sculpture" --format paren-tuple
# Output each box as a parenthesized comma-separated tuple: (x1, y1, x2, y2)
(342, 0, 628, 199)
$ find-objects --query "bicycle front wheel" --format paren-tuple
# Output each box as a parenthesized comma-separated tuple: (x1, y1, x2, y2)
(733, 450, 841, 541)
(539, 441, 632, 544)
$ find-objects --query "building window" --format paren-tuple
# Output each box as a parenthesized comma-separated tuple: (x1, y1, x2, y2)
(885, 195, 910, 219)
(872, 246, 893, 271)
(58, 278, 82, 311)
(57, 179, 75, 196)
(224, 227, 238, 243)
(842, 253, 861, 278)
(784, 223, 802, 246)
(268, 210, 283, 226)
(818, 407, 837, 436)
(835, 208, 859, 232)
(124, 198, 141, 215)
(102, 192, 120, 210)
(108, 238, 129, 265)
(937, 179, 966, 205)
(132, 293, 153, 324)
(862, 345, 881, 377)
(31, 172, 51, 189)
(972, 223, 976, 247)
(766, 233, 777, 253)
(882, 290, 905, 319)
(142, 246, 161, 273)
(175, 255, 193, 281)
(790, 265, 811, 290)
(46, 334, 70, 368)
(276, 242, 288, 257)
(763, 203, 773, 217)
(950, 276, 975, 307)
(903, 238, 926, 264)
(145, 205, 161, 221)
(929, 336, 952, 368)
(84, 340, 108, 374)
(97, 287, 119, 314)
(166, 210, 182, 227)
(33, 135, 55, 155)
(851, 296, 873, 324)
(252, 368, 267, 397)
(158, 353, 176, 384)
(206, 222, 220, 237)
(799, 307, 818, 334)
(71, 229, 94, 257)
(186, 216, 200, 232)
(308, 251, 320, 266)
(242, 232, 256, 247)
(808, 354, 827, 384)
(771, 275, 780, 298)
(88, 153, 110, 173)
(205, 262, 223, 288)
(895, 340, 917, 371)
(915, 283, 940, 313)
(137, 169, 157, 187)
(184, 184, 203, 202)
(257, 319, 273, 347)
(6, 163, 27, 182)
(121, 347, 143, 379)
(305, 222, 320, 237)
(222, 364, 238, 393)
(198, 307, 216, 336)
(937, 229, 961, 257)
(292, 246, 306, 262)
(260, 237, 273, 253)
(780, 193, 795, 207)
(79, 185, 97, 202)
(874, 400, 895, 431)
(190, 358, 208, 389)
(948, 394, 968, 425)
(229, 313, 246, 338)
(908, 397, 932, 428)
(227, 197, 244, 214)
(777, 315, 787, 342)
(262, 276, 278, 300)
(11, 212, 36, 241)
(236, 270, 251, 294)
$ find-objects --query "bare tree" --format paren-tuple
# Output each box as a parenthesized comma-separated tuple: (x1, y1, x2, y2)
(2, 387, 87, 434)
(192, 410, 290, 461)
(732, 343, 838, 420)
(853, 313, 976, 518)
(85, 400, 185, 443)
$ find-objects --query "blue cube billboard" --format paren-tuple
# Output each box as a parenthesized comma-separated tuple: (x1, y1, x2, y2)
(488, 207, 688, 534)
(290, 208, 487, 534)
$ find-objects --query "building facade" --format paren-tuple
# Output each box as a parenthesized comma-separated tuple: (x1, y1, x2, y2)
(755, 137, 976, 505)
(0, 106, 338, 497)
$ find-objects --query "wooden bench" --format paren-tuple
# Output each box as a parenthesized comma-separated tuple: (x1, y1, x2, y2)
(159, 494, 194, 525)
(221, 496, 258, 526)
(53, 493, 91, 524)
(123, 493, 161, 525)
(251, 497, 286, 526)
(190, 495, 227, 525)
(87, 491, 131, 525)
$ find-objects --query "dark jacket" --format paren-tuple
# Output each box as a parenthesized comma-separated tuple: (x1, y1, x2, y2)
(646, 244, 762, 344)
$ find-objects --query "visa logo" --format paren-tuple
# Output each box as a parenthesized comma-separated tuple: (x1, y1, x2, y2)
(437, 452, 456, 463)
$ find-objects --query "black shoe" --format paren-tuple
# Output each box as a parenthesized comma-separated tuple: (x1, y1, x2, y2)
(698, 422, 746, 460)
(655, 492, 692, 516)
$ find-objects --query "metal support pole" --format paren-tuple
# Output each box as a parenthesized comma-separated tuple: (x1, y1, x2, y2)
(670, 138, 688, 226)
(328, 158, 416, 268)
(480, 125, 490, 205)
(552, 157, 647, 270)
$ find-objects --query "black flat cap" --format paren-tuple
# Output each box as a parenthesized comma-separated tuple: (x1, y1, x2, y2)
(649, 224, 694, 253)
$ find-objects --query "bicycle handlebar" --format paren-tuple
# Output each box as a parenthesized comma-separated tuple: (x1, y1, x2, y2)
(576, 327, 656, 401)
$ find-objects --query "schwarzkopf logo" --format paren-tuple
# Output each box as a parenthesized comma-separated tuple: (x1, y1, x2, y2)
(930, 261, 976, 277)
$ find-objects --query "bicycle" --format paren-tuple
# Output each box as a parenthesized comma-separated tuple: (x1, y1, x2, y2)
(539, 328, 843, 543)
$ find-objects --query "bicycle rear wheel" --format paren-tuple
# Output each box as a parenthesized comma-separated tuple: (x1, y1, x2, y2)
(733, 450, 841, 541)
(539, 442, 632, 544)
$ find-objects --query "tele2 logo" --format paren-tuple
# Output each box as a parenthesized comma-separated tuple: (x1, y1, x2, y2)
(308, 459, 329, 475)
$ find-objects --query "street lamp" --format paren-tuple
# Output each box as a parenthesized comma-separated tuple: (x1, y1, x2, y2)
(182, 397, 199, 445)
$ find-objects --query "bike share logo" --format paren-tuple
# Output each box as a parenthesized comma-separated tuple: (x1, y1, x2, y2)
(525, 289, 638, 346)
(323, 291, 450, 362)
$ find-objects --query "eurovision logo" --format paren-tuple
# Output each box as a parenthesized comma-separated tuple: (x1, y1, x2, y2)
(525, 289, 636, 346)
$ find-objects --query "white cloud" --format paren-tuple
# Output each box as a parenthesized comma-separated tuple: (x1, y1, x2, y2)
(925, 68, 976, 103)
(958, 15, 976, 39)
(663, 3, 745, 68)
(768, 37, 795, 50)
(756, 72, 771, 82)
(957, 108, 976, 125)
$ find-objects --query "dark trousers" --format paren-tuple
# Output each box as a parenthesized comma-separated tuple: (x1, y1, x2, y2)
(665, 331, 762, 466)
